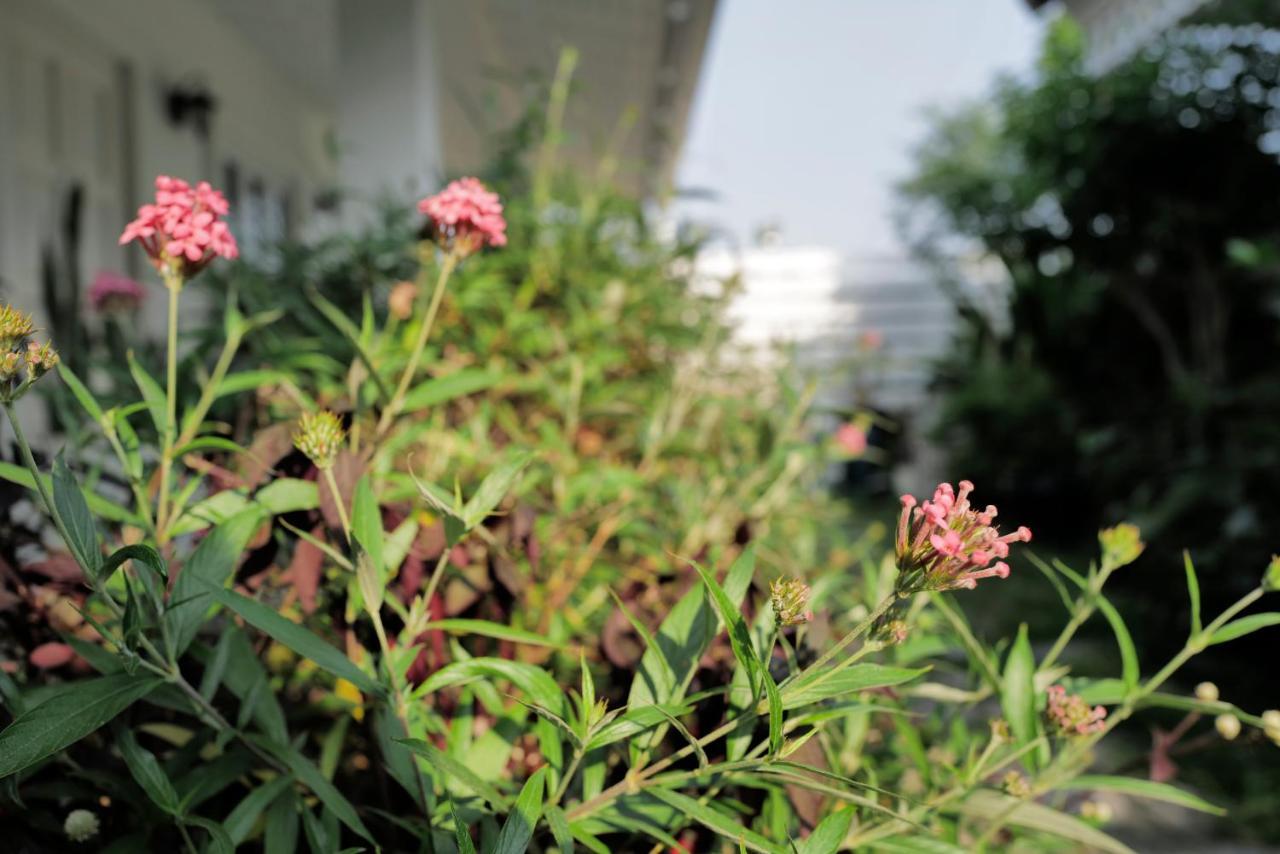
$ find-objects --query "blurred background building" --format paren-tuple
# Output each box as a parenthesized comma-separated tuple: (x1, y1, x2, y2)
(0, 0, 715, 339)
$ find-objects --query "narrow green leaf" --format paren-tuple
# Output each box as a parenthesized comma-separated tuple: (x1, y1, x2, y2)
(0, 673, 163, 779)
(418, 658, 566, 717)
(798, 807, 853, 854)
(647, 788, 785, 854)
(1058, 774, 1225, 815)
(494, 767, 548, 854)
(416, 619, 561, 648)
(100, 544, 168, 586)
(247, 735, 375, 844)
(1210, 612, 1280, 645)
(51, 452, 100, 574)
(955, 789, 1134, 853)
(186, 816, 234, 854)
(127, 351, 167, 437)
(545, 805, 575, 854)
(397, 738, 510, 809)
(117, 727, 180, 815)
(0, 461, 138, 524)
(764, 672, 784, 755)
(690, 557, 762, 697)
(223, 775, 294, 845)
(450, 799, 478, 854)
(166, 508, 265, 655)
(782, 664, 928, 709)
(1183, 551, 1201, 636)
(56, 363, 106, 424)
(351, 474, 384, 576)
(264, 789, 300, 854)
(1002, 624, 1039, 770)
(463, 451, 534, 528)
(308, 288, 391, 403)
(203, 584, 381, 696)
(402, 368, 500, 410)
(1095, 596, 1139, 690)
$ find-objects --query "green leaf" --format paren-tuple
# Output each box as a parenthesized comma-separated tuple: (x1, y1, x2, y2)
(203, 584, 381, 696)
(117, 727, 180, 814)
(0, 673, 163, 778)
(56, 363, 106, 424)
(247, 735, 375, 844)
(398, 738, 510, 809)
(186, 817, 234, 854)
(223, 775, 295, 845)
(100, 544, 168, 586)
(494, 767, 548, 854)
(402, 368, 500, 410)
(308, 288, 391, 403)
(955, 789, 1134, 853)
(351, 474, 384, 576)
(264, 789, 300, 854)
(781, 664, 929, 709)
(52, 452, 101, 574)
(545, 805, 575, 854)
(1210, 612, 1280, 645)
(764, 672, 784, 754)
(166, 508, 265, 655)
(1002, 624, 1039, 770)
(450, 799, 478, 854)
(798, 807, 853, 854)
(416, 619, 560, 648)
(647, 788, 785, 854)
(463, 451, 534, 528)
(127, 351, 168, 437)
(1058, 775, 1225, 815)
(690, 555, 762, 698)
(1183, 551, 1201, 636)
(0, 462, 136, 524)
(418, 658, 566, 717)
(1095, 595, 1139, 690)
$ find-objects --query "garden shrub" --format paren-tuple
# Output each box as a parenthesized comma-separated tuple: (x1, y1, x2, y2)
(1, 61, 1278, 853)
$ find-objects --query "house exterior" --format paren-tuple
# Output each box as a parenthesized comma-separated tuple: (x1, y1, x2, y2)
(0, 0, 716, 340)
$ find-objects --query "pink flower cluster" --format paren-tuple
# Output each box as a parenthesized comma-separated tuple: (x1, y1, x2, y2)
(88, 271, 146, 313)
(418, 177, 507, 256)
(119, 176, 238, 278)
(894, 480, 1031, 592)
(1046, 684, 1107, 736)
(835, 422, 868, 455)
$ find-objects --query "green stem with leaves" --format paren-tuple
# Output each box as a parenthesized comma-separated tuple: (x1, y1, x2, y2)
(376, 249, 457, 439)
(156, 271, 183, 542)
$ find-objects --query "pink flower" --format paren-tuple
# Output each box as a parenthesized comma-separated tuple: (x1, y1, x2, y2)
(857, 330, 883, 352)
(119, 176, 238, 279)
(88, 271, 146, 313)
(418, 177, 507, 256)
(893, 480, 1031, 592)
(1046, 684, 1107, 736)
(835, 422, 867, 455)
(29, 642, 76, 669)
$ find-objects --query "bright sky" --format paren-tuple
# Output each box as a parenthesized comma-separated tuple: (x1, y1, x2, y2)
(675, 0, 1042, 257)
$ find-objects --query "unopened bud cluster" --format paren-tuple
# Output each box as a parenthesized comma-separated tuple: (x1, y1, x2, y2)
(1046, 684, 1107, 736)
(293, 410, 345, 470)
(769, 577, 813, 627)
(1098, 523, 1145, 569)
(0, 305, 59, 403)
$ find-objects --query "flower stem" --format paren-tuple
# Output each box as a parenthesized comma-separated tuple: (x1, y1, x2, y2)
(376, 248, 457, 439)
(321, 467, 352, 545)
(156, 273, 182, 542)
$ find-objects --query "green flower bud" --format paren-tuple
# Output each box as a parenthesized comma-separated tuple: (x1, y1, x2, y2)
(1263, 555, 1280, 593)
(293, 410, 345, 470)
(64, 809, 99, 843)
(1098, 523, 1144, 569)
(769, 577, 813, 627)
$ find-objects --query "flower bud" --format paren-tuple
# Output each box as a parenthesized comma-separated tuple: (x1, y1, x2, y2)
(0, 305, 35, 350)
(64, 809, 99, 842)
(1098, 523, 1144, 569)
(1263, 555, 1280, 593)
(1194, 682, 1219, 703)
(293, 410, 345, 470)
(1080, 800, 1113, 823)
(1263, 710, 1280, 745)
(1002, 771, 1031, 798)
(769, 577, 813, 627)
(1215, 714, 1241, 741)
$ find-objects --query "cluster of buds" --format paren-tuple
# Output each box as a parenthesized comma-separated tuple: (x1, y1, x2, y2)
(1098, 523, 1145, 569)
(1046, 684, 1107, 736)
(119, 175, 238, 281)
(0, 305, 58, 403)
(893, 481, 1031, 593)
(1263, 710, 1280, 747)
(63, 809, 99, 842)
(769, 577, 813, 627)
(1002, 770, 1031, 798)
(293, 410, 346, 471)
(88, 270, 146, 314)
(418, 177, 507, 258)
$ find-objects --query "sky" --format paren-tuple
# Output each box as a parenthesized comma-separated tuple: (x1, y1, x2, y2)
(675, 0, 1042, 258)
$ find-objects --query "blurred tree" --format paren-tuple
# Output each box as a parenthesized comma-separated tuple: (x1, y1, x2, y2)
(898, 16, 1280, 684)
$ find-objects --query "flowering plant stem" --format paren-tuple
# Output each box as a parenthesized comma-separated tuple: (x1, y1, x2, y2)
(376, 247, 457, 440)
(156, 271, 183, 542)
(321, 468, 352, 545)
